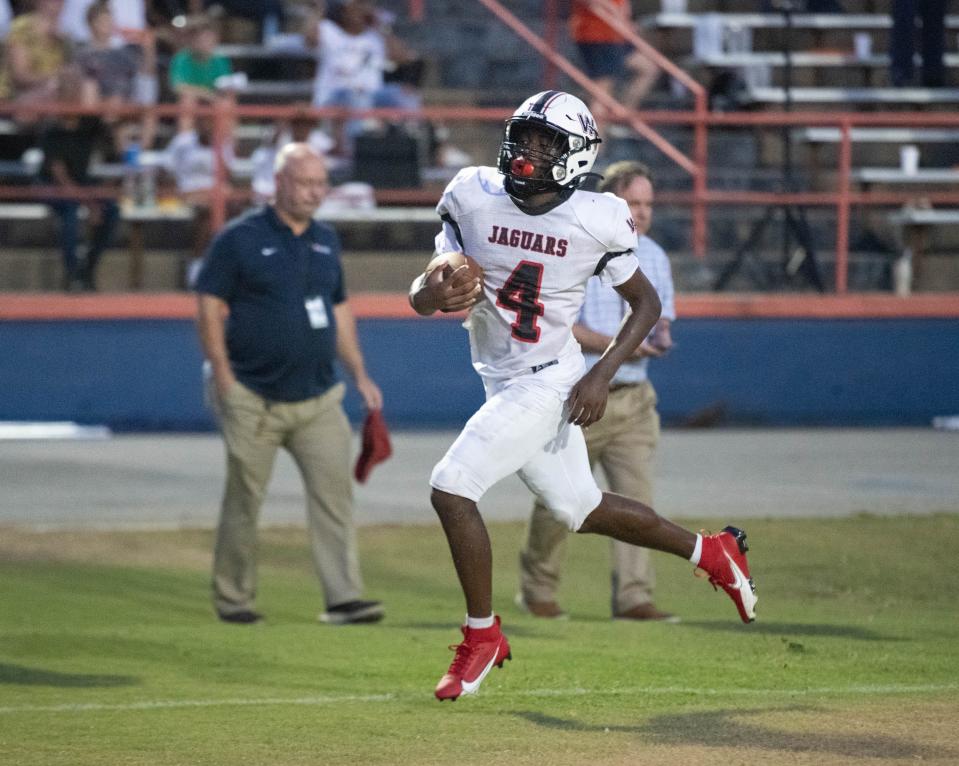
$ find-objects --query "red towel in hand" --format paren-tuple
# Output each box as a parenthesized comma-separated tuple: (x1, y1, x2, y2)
(354, 409, 392, 483)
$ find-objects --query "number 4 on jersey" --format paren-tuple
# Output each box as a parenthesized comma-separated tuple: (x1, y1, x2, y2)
(496, 260, 544, 343)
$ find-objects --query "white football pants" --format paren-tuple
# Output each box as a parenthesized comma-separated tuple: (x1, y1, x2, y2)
(430, 356, 603, 531)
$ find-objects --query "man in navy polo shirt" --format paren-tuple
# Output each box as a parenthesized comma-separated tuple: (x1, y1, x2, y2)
(196, 143, 385, 626)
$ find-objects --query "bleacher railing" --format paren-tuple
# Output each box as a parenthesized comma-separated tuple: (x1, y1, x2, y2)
(5, 99, 959, 294)
(479, 0, 710, 261)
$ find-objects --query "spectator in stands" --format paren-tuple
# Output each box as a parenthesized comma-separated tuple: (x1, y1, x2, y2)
(39, 69, 119, 291)
(60, 0, 147, 43)
(0, 0, 71, 118)
(367, 5, 424, 117)
(306, 0, 422, 155)
(168, 13, 234, 126)
(890, 0, 946, 88)
(162, 112, 235, 278)
(569, 0, 659, 128)
(76, 1, 158, 151)
(249, 112, 334, 202)
(761, 0, 843, 12)
(190, 0, 286, 44)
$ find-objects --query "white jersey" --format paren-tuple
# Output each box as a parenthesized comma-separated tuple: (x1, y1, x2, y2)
(163, 130, 235, 195)
(435, 166, 639, 380)
(312, 19, 386, 106)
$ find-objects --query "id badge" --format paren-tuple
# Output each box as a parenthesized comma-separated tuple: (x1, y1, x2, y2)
(305, 296, 329, 329)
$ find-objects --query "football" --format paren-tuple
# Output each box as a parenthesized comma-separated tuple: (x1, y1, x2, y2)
(425, 251, 483, 285)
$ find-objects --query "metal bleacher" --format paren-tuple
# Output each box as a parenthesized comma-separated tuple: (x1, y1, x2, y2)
(740, 86, 959, 105)
(641, 4, 959, 292)
(688, 51, 959, 69)
(642, 12, 959, 32)
(794, 127, 959, 143)
(3, 1, 959, 293)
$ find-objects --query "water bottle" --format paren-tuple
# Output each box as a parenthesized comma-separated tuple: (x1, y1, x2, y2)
(893, 249, 913, 297)
(122, 142, 142, 207)
(140, 163, 157, 208)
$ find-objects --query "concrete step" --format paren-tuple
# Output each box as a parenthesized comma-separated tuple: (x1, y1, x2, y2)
(0, 249, 185, 292)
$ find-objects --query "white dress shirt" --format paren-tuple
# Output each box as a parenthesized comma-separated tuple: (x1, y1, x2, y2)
(580, 234, 676, 385)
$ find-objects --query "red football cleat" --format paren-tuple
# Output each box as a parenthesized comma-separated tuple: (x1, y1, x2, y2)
(697, 526, 757, 623)
(435, 616, 512, 701)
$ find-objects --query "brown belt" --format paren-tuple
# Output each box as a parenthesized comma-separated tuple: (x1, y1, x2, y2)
(608, 381, 642, 393)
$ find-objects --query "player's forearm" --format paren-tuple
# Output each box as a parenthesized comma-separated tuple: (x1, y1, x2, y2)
(594, 283, 661, 379)
(625, 288, 663, 351)
(572, 323, 613, 355)
(592, 314, 653, 380)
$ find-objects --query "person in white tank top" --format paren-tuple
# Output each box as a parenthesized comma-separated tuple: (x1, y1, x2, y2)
(307, 1, 421, 154)
(408, 91, 758, 702)
(311, 11, 386, 108)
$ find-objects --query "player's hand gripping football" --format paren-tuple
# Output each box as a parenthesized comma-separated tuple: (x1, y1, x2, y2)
(411, 253, 483, 315)
(430, 263, 482, 313)
(565, 367, 610, 427)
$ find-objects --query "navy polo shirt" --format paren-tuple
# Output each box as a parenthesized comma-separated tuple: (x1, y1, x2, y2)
(195, 206, 345, 402)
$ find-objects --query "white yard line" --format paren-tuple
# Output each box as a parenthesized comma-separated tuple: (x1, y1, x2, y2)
(1, 683, 956, 715)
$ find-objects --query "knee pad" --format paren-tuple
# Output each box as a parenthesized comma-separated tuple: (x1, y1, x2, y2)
(537, 485, 603, 532)
(430, 455, 486, 503)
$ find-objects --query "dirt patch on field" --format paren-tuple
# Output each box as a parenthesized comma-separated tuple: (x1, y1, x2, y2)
(637, 699, 959, 764)
(488, 694, 959, 766)
(0, 525, 340, 571)
(0, 525, 326, 571)
(0, 525, 215, 570)
(512, 698, 959, 766)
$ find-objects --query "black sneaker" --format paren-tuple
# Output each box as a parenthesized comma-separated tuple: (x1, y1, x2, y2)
(318, 600, 384, 625)
(217, 609, 263, 624)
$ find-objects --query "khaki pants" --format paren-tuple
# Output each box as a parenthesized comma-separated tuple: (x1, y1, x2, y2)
(519, 381, 660, 615)
(211, 380, 362, 616)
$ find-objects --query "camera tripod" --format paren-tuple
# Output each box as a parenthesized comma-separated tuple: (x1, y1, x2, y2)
(714, 0, 825, 292)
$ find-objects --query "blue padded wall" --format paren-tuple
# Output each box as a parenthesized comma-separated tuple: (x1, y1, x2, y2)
(1, 317, 956, 429)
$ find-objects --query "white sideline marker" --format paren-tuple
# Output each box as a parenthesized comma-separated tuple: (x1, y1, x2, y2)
(0, 683, 955, 715)
(932, 415, 959, 431)
(0, 421, 112, 441)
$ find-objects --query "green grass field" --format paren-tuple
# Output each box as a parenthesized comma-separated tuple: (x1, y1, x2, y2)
(1, 515, 958, 765)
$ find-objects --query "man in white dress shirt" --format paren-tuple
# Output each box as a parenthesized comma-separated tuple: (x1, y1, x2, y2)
(517, 161, 680, 622)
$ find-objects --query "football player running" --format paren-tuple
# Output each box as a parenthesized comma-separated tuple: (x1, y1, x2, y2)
(409, 91, 757, 702)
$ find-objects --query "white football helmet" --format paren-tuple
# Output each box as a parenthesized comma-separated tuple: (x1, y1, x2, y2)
(497, 90, 602, 198)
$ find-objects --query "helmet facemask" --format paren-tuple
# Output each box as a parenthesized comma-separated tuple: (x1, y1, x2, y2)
(499, 120, 576, 199)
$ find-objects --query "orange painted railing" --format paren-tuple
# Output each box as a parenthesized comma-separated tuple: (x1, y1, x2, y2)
(576, 0, 710, 261)
(4, 101, 959, 294)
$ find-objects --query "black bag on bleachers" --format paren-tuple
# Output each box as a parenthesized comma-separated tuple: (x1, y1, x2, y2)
(353, 125, 421, 189)
(0, 128, 39, 185)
